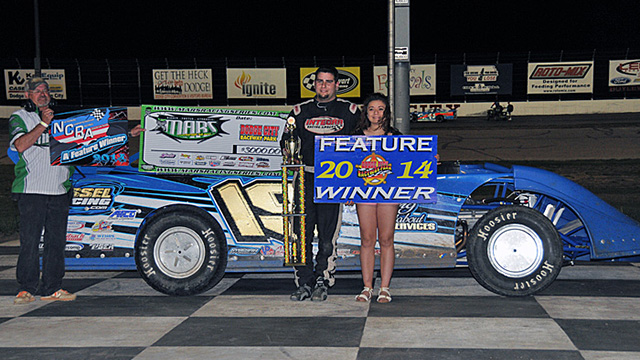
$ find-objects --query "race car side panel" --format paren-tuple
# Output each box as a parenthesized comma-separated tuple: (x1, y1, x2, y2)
(513, 165, 640, 259)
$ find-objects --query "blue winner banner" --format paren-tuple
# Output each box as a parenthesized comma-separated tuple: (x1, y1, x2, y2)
(314, 135, 438, 203)
(49, 107, 130, 166)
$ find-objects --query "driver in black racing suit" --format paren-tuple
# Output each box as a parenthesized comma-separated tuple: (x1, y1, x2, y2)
(281, 67, 360, 301)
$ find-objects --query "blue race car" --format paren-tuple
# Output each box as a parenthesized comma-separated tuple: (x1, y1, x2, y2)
(47, 108, 640, 297)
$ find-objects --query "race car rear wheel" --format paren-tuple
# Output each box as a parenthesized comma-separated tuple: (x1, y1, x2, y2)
(436, 115, 445, 122)
(135, 211, 227, 296)
(467, 205, 563, 297)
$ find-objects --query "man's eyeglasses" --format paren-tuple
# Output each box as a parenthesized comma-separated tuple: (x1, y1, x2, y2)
(314, 79, 335, 86)
(30, 89, 50, 95)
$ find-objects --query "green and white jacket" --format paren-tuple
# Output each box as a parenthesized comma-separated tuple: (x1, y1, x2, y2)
(9, 108, 73, 195)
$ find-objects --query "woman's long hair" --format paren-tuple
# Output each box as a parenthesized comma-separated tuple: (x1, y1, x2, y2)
(356, 93, 391, 134)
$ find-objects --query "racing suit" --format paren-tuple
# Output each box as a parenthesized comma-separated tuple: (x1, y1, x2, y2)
(284, 97, 360, 287)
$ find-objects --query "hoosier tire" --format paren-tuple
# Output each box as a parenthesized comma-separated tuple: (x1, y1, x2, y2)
(467, 205, 563, 297)
(135, 213, 227, 296)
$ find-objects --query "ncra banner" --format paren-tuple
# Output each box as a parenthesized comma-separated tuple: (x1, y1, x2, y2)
(300, 67, 360, 98)
(314, 135, 438, 203)
(49, 108, 130, 166)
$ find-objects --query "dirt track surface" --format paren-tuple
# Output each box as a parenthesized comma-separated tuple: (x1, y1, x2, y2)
(412, 112, 640, 162)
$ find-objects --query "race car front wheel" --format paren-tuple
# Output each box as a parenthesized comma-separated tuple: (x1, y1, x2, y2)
(467, 205, 563, 297)
(135, 211, 227, 296)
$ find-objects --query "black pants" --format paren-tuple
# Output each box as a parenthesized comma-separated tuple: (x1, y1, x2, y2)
(294, 171, 342, 288)
(15, 192, 70, 296)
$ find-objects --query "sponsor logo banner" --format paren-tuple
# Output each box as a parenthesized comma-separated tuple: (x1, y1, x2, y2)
(609, 60, 640, 92)
(373, 64, 436, 96)
(139, 105, 288, 175)
(451, 64, 513, 95)
(49, 108, 130, 166)
(300, 67, 360, 98)
(4, 69, 67, 100)
(527, 61, 593, 94)
(227, 68, 287, 99)
(314, 135, 438, 203)
(152, 69, 212, 100)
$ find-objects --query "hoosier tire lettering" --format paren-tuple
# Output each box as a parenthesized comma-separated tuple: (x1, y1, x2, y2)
(135, 211, 227, 296)
(513, 260, 555, 290)
(467, 205, 563, 297)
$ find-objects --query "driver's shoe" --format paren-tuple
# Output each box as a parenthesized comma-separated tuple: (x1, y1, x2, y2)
(290, 284, 312, 301)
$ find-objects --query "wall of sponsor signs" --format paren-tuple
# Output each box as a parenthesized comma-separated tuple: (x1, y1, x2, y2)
(2, 49, 640, 109)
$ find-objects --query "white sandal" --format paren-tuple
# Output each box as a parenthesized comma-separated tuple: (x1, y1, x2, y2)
(355, 287, 373, 302)
(377, 287, 392, 303)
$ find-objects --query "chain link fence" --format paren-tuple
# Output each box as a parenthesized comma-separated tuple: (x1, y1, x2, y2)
(2, 48, 640, 110)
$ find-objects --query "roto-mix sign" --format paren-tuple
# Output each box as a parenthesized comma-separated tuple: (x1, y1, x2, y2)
(609, 60, 640, 92)
(4, 69, 67, 100)
(300, 67, 360, 98)
(153, 69, 213, 100)
(227, 69, 287, 99)
(528, 62, 593, 94)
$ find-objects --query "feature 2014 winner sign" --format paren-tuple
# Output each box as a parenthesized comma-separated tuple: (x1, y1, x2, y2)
(314, 136, 438, 203)
(153, 69, 213, 99)
(49, 108, 130, 166)
(139, 105, 288, 176)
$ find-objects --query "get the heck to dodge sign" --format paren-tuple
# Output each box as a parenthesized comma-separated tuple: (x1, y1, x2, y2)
(314, 136, 438, 203)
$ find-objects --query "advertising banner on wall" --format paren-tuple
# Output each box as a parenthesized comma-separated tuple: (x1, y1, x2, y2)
(4, 69, 67, 100)
(314, 135, 438, 204)
(227, 68, 287, 98)
(527, 62, 593, 94)
(139, 105, 288, 176)
(450, 64, 512, 95)
(608, 60, 640, 92)
(49, 108, 130, 166)
(373, 64, 436, 96)
(300, 67, 360, 98)
(152, 69, 213, 99)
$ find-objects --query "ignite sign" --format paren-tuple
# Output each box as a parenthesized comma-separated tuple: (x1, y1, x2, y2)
(314, 136, 438, 203)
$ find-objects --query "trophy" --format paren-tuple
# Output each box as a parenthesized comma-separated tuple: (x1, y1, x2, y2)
(282, 116, 306, 266)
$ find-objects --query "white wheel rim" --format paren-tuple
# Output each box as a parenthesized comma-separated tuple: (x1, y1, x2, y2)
(487, 224, 544, 278)
(154, 226, 206, 279)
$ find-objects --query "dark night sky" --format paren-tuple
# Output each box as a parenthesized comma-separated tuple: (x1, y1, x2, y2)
(2, 0, 639, 59)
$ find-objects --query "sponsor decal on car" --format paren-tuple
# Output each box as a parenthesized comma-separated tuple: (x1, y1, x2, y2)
(66, 233, 85, 242)
(67, 221, 85, 231)
(92, 220, 113, 232)
(90, 243, 114, 251)
(65, 243, 84, 252)
(108, 209, 141, 220)
(395, 204, 438, 231)
(72, 187, 114, 210)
